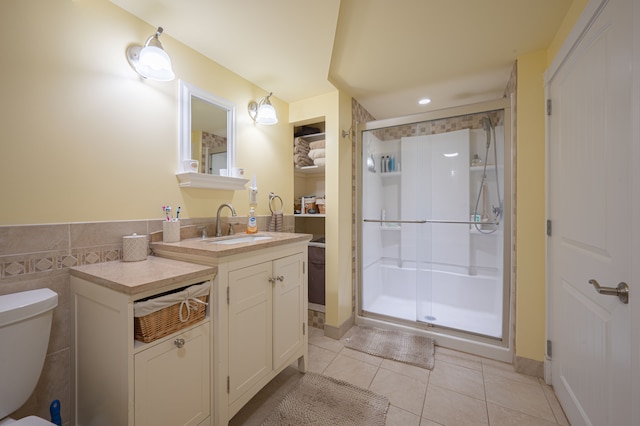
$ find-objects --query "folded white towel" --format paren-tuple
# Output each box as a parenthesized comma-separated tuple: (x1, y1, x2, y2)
(308, 148, 325, 160)
(313, 158, 326, 167)
(309, 140, 325, 149)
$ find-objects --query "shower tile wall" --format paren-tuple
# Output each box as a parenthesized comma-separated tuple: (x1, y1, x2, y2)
(372, 111, 504, 142)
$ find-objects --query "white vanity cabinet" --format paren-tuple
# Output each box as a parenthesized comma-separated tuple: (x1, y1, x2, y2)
(69, 257, 216, 426)
(217, 245, 308, 424)
(227, 252, 306, 406)
(151, 236, 310, 426)
(134, 323, 210, 426)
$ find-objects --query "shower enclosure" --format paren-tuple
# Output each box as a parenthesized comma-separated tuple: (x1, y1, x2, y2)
(358, 99, 511, 347)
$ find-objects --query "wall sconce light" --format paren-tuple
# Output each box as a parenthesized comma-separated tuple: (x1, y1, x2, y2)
(248, 93, 278, 125)
(126, 27, 175, 81)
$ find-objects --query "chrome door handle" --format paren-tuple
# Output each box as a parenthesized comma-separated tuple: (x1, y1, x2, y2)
(589, 279, 629, 304)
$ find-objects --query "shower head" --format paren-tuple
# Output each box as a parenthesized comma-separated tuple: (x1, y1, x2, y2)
(481, 116, 492, 132)
(481, 116, 493, 148)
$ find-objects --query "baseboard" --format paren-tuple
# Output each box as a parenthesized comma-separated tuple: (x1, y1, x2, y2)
(323, 314, 354, 340)
(514, 356, 544, 378)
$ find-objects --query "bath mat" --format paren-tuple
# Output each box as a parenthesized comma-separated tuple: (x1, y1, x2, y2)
(346, 326, 435, 370)
(261, 372, 389, 426)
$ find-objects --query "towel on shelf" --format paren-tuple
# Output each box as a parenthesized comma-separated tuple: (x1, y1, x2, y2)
(294, 137, 313, 167)
(294, 144, 310, 154)
(308, 148, 325, 160)
(313, 158, 326, 167)
(294, 153, 314, 167)
(309, 140, 325, 150)
(268, 211, 284, 232)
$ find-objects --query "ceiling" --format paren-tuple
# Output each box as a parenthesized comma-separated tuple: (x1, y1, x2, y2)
(112, 0, 572, 120)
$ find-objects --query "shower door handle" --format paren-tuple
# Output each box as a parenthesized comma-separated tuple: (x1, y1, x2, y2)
(363, 219, 427, 224)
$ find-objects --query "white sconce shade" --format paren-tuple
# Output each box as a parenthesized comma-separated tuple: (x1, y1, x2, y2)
(248, 93, 278, 125)
(126, 27, 175, 82)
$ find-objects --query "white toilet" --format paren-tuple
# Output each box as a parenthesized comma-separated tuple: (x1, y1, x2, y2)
(0, 289, 58, 426)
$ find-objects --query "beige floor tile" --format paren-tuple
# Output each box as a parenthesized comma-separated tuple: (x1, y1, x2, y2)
(484, 373, 556, 422)
(429, 359, 486, 400)
(419, 418, 445, 426)
(435, 346, 483, 371)
(482, 358, 540, 385)
(307, 343, 338, 374)
(385, 405, 421, 426)
(487, 402, 558, 425)
(369, 367, 428, 415)
(308, 331, 347, 353)
(380, 358, 430, 383)
(423, 385, 488, 425)
(340, 347, 385, 367)
(322, 353, 379, 389)
(541, 382, 570, 425)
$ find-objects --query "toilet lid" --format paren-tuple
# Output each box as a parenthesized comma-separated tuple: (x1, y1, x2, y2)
(12, 417, 56, 426)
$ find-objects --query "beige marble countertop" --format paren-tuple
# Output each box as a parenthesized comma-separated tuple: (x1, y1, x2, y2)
(149, 231, 312, 259)
(70, 256, 216, 296)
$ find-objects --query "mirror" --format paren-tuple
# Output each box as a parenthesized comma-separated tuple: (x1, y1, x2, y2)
(179, 80, 236, 175)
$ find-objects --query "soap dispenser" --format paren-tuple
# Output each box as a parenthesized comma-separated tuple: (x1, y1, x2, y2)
(246, 207, 258, 234)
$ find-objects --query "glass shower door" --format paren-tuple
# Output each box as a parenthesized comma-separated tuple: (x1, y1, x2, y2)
(361, 129, 424, 322)
(359, 105, 508, 341)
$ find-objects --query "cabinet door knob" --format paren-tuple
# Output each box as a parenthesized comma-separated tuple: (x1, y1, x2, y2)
(268, 277, 276, 284)
(174, 338, 186, 348)
(276, 275, 284, 282)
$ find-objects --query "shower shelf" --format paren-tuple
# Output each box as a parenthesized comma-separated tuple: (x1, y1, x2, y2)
(470, 164, 502, 172)
(380, 171, 401, 178)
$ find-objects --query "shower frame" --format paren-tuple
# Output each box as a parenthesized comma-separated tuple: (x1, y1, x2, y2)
(355, 98, 514, 362)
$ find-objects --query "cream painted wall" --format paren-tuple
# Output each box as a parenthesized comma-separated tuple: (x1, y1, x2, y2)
(515, 50, 548, 362)
(514, 0, 589, 362)
(290, 91, 354, 331)
(0, 0, 292, 226)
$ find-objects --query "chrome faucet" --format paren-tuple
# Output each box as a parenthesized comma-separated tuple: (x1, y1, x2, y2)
(216, 203, 237, 237)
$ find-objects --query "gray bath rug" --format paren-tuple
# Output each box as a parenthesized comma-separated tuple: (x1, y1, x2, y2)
(346, 326, 435, 370)
(261, 372, 389, 426)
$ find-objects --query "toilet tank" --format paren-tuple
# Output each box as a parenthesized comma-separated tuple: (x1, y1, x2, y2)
(0, 288, 58, 419)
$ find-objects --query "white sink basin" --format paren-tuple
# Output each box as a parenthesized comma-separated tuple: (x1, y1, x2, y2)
(208, 235, 272, 245)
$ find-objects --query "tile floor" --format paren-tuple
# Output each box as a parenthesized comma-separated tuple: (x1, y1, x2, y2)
(230, 326, 570, 426)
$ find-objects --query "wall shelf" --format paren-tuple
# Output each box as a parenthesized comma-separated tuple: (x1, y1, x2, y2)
(176, 172, 249, 190)
(295, 165, 325, 175)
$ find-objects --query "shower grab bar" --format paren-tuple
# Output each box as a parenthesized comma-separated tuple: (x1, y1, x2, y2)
(363, 219, 499, 225)
(364, 219, 427, 224)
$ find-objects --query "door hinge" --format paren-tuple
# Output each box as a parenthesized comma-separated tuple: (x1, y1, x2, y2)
(547, 339, 552, 358)
(303, 322, 306, 335)
(227, 376, 230, 393)
(226, 286, 230, 304)
(547, 220, 552, 237)
(547, 99, 552, 116)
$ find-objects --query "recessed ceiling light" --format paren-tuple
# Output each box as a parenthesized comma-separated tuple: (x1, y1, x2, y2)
(418, 98, 431, 105)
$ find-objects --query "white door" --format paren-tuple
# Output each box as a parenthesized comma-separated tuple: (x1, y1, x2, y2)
(547, 0, 636, 424)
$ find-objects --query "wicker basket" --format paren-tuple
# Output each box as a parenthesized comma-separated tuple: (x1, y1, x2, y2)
(134, 284, 209, 343)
